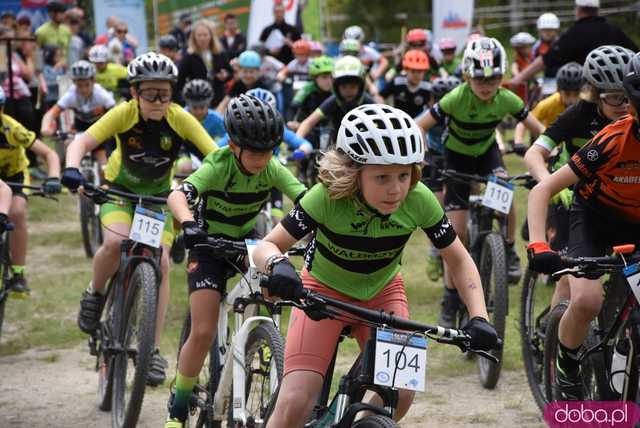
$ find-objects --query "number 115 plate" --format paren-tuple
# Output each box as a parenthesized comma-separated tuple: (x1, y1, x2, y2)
(373, 328, 427, 392)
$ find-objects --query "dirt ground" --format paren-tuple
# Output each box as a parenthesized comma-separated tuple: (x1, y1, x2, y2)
(0, 345, 544, 428)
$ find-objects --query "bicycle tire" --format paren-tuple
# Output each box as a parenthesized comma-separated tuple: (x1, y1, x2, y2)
(112, 262, 158, 428)
(237, 322, 285, 427)
(351, 414, 400, 428)
(0, 236, 11, 340)
(98, 288, 116, 411)
(519, 268, 550, 412)
(176, 310, 222, 428)
(476, 232, 507, 389)
(80, 194, 102, 258)
(0, 288, 5, 341)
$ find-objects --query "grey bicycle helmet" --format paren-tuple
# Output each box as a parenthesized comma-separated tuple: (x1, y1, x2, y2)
(127, 52, 178, 84)
(224, 94, 283, 151)
(343, 25, 364, 42)
(556, 62, 584, 91)
(182, 79, 213, 106)
(88, 44, 109, 63)
(623, 52, 640, 113)
(70, 60, 96, 80)
(583, 45, 634, 91)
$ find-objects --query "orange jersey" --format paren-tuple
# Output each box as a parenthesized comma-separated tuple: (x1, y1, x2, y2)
(569, 115, 640, 223)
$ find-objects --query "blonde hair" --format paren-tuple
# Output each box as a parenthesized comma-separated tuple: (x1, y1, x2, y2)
(318, 149, 422, 200)
(188, 19, 223, 55)
(580, 83, 599, 103)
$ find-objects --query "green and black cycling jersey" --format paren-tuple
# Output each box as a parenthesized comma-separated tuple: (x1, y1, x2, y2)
(280, 182, 456, 300)
(180, 147, 307, 239)
(380, 76, 432, 118)
(430, 82, 528, 156)
(291, 81, 331, 123)
(534, 100, 611, 170)
(316, 93, 376, 141)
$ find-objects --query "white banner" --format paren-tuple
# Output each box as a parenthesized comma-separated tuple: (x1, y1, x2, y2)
(432, 0, 474, 54)
(93, 0, 149, 53)
(247, 0, 299, 48)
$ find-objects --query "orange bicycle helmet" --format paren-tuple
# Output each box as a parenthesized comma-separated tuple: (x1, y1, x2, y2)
(402, 49, 430, 71)
(292, 39, 311, 56)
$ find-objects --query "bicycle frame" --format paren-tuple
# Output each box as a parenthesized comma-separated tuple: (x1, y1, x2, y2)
(211, 265, 281, 425)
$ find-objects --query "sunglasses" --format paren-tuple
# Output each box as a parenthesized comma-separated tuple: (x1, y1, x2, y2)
(116, 29, 128, 34)
(599, 92, 629, 107)
(139, 88, 172, 103)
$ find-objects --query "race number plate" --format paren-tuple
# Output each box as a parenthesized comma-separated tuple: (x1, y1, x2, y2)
(129, 206, 165, 248)
(373, 328, 427, 392)
(624, 263, 640, 304)
(482, 176, 514, 215)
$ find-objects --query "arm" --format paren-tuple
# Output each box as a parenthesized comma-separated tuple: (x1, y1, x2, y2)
(0, 181, 12, 214)
(276, 66, 289, 82)
(216, 96, 230, 114)
(439, 237, 489, 320)
(66, 132, 99, 168)
(415, 110, 438, 133)
(513, 121, 527, 146)
(254, 223, 298, 273)
(168, 189, 195, 223)
(370, 55, 389, 81)
(524, 144, 551, 183)
(521, 112, 545, 136)
(528, 165, 578, 242)
(30, 140, 61, 178)
(508, 56, 544, 87)
(296, 110, 323, 139)
(41, 105, 62, 137)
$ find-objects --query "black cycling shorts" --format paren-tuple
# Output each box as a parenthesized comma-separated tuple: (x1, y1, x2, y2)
(547, 202, 570, 252)
(421, 152, 445, 193)
(186, 248, 244, 295)
(443, 144, 505, 211)
(3, 171, 28, 199)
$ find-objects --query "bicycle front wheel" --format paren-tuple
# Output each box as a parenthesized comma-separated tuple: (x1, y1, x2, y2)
(352, 414, 400, 428)
(477, 232, 507, 389)
(98, 284, 117, 411)
(112, 262, 158, 428)
(79, 193, 102, 258)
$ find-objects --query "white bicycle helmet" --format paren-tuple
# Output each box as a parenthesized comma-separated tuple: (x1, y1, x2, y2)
(246, 88, 277, 110)
(70, 60, 96, 80)
(337, 104, 424, 165)
(536, 13, 560, 30)
(510, 32, 536, 48)
(88, 44, 109, 63)
(343, 25, 364, 42)
(463, 37, 507, 78)
(127, 52, 178, 84)
(583, 45, 634, 91)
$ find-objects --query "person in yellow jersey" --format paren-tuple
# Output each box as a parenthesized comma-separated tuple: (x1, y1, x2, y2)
(514, 62, 584, 146)
(61, 52, 217, 386)
(88, 44, 129, 101)
(35, 1, 71, 60)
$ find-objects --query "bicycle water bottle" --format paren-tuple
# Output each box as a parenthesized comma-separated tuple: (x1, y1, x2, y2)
(610, 338, 630, 394)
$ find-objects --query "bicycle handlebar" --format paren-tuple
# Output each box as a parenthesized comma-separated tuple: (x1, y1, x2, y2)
(82, 182, 168, 206)
(5, 181, 59, 201)
(439, 169, 536, 189)
(551, 248, 640, 280)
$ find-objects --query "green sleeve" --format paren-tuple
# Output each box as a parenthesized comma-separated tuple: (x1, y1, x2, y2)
(298, 183, 328, 224)
(184, 152, 219, 195)
(293, 82, 314, 105)
(437, 89, 456, 115)
(502, 88, 526, 115)
(413, 182, 445, 228)
(271, 159, 307, 202)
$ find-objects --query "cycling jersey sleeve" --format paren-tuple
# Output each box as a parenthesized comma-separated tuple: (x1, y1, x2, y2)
(280, 203, 317, 240)
(568, 127, 622, 180)
(282, 128, 310, 150)
(4, 115, 36, 149)
(535, 104, 577, 152)
(410, 182, 457, 248)
(169, 106, 218, 157)
(317, 96, 338, 119)
(423, 214, 457, 249)
(503, 89, 528, 121)
(280, 183, 326, 239)
(95, 84, 116, 109)
(271, 158, 307, 203)
(217, 134, 229, 147)
(56, 87, 76, 110)
(430, 89, 456, 123)
(293, 82, 315, 105)
(86, 101, 133, 143)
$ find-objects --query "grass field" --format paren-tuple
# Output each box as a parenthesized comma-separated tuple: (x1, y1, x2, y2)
(0, 152, 532, 392)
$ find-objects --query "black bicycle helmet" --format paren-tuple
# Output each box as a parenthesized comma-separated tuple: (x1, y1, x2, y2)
(623, 52, 640, 113)
(556, 62, 584, 91)
(46, 0, 66, 13)
(224, 94, 283, 151)
(182, 79, 213, 106)
(158, 34, 178, 51)
(431, 78, 448, 100)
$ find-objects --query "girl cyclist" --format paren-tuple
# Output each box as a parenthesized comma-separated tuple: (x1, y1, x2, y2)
(255, 104, 498, 427)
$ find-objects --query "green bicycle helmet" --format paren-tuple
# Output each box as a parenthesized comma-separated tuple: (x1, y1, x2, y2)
(309, 55, 334, 77)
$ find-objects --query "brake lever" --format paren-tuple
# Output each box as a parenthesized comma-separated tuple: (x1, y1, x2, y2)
(470, 349, 500, 364)
(551, 267, 582, 280)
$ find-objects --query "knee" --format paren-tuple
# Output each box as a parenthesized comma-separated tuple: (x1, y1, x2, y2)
(570, 290, 603, 321)
(9, 199, 27, 221)
(100, 236, 123, 256)
(187, 323, 216, 352)
(276, 384, 317, 422)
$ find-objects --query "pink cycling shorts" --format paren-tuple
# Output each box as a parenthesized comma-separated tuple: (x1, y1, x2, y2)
(284, 269, 410, 377)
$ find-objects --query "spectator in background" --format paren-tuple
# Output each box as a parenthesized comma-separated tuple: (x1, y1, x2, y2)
(170, 12, 191, 54)
(252, 42, 285, 109)
(220, 13, 246, 60)
(94, 16, 119, 45)
(42, 46, 66, 110)
(259, 2, 301, 65)
(159, 34, 181, 64)
(67, 7, 93, 52)
(16, 12, 32, 33)
(3, 30, 36, 133)
(66, 11, 86, 65)
(35, 0, 71, 62)
(108, 21, 137, 65)
(176, 19, 230, 108)
(510, 0, 638, 87)
(1, 11, 15, 30)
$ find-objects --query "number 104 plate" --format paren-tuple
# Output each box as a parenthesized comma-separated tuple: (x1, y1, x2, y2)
(373, 328, 427, 392)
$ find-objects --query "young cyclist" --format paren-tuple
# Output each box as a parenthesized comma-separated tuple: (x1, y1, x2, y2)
(416, 37, 545, 327)
(158, 34, 181, 65)
(288, 55, 334, 128)
(438, 37, 461, 77)
(523, 46, 633, 314)
(61, 52, 217, 386)
(276, 39, 311, 85)
(514, 61, 584, 145)
(509, 32, 537, 104)
(163, 95, 307, 427)
(0, 86, 61, 297)
(533, 13, 560, 60)
(527, 50, 640, 401)
(296, 56, 376, 143)
(391, 28, 440, 81)
(254, 104, 498, 427)
(216, 50, 270, 114)
(88, 44, 129, 102)
(343, 25, 389, 82)
(379, 49, 431, 118)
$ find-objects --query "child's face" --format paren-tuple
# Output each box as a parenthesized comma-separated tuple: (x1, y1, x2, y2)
(559, 90, 580, 108)
(360, 164, 413, 214)
(315, 73, 333, 92)
(75, 79, 94, 98)
(405, 69, 424, 85)
(598, 91, 630, 121)
(189, 104, 208, 121)
(539, 29, 557, 42)
(135, 81, 173, 121)
(94, 62, 107, 72)
(240, 68, 260, 86)
(338, 82, 360, 101)
(469, 75, 502, 101)
(159, 48, 178, 62)
(230, 142, 273, 175)
(442, 49, 456, 63)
